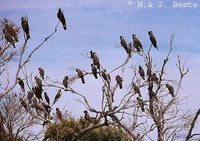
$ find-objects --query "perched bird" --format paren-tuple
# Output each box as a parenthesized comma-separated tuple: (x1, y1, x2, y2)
(56, 108, 63, 121)
(21, 17, 30, 40)
(17, 77, 25, 92)
(27, 91, 33, 104)
(42, 102, 52, 113)
(146, 67, 152, 77)
(132, 34, 143, 51)
(166, 84, 174, 97)
(63, 76, 68, 89)
(5, 23, 18, 42)
(90, 50, 94, 59)
(35, 76, 42, 89)
(149, 90, 158, 101)
(148, 82, 153, 92)
(151, 73, 159, 84)
(19, 98, 28, 111)
(76, 69, 85, 84)
(91, 64, 98, 79)
(137, 97, 145, 112)
(38, 67, 45, 79)
(126, 42, 132, 57)
(57, 8, 67, 30)
(84, 110, 96, 122)
(92, 52, 100, 70)
(3, 29, 15, 48)
(32, 85, 43, 100)
(148, 31, 158, 49)
(120, 36, 128, 53)
(133, 83, 141, 97)
(139, 66, 145, 80)
(44, 92, 50, 105)
(33, 100, 46, 112)
(102, 69, 111, 82)
(115, 75, 123, 89)
(53, 89, 62, 105)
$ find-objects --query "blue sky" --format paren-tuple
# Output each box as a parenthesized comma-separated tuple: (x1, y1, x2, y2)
(1, 0, 200, 135)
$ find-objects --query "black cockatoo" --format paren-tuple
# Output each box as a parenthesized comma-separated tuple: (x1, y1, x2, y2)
(132, 34, 143, 52)
(139, 66, 145, 80)
(38, 67, 44, 79)
(3, 29, 16, 48)
(5, 23, 18, 42)
(166, 84, 174, 97)
(133, 83, 141, 97)
(91, 64, 98, 79)
(56, 108, 63, 121)
(53, 89, 62, 105)
(63, 76, 68, 89)
(148, 31, 158, 50)
(115, 75, 123, 89)
(21, 17, 30, 40)
(57, 8, 67, 30)
(44, 92, 50, 105)
(76, 69, 85, 84)
(137, 97, 145, 112)
(17, 77, 25, 92)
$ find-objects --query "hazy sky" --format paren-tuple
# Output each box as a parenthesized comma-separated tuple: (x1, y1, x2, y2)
(1, 0, 200, 136)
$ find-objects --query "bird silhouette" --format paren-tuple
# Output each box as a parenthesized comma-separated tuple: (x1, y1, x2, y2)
(35, 76, 43, 90)
(42, 102, 52, 113)
(139, 66, 145, 80)
(91, 64, 98, 79)
(92, 52, 100, 70)
(132, 34, 143, 51)
(27, 91, 33, 104)
(151, 73, 159, 84)
(120, 36, 128, 50)
(32, 85, 43, 100)
(56, 108, 63, 121)
(137, 97, 145, 112)
(53, 89, 62, 105)
(21, 17, 30, 40)
(44, 92, 50, 105)
(148, 31, 158, 50)
(63, 76, 68, 89)
(19, 98, 28, 111)
(115, 75, 123, 89)
(3, 29, 15, 48)
(76, 69, 85, 84)
(90, 50, 94, 59)
(133, 83, 141, 97)
(17, 77, 25, 92)
(126, 42, 132, 57)
(166, 84, 174, 97)
(5, 23, 18, 42)
(38, 67, 44, 79)
(102, 69, 111, 82)
(57, 8, 67, 30)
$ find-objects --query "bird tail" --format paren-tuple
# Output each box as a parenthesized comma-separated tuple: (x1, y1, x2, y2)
(27, 33, 30, 39)
(63, 24, 67, 30)
(81, 78, 85, 84)
(141, 106, 145, 112)
(119, 84, 123, 89)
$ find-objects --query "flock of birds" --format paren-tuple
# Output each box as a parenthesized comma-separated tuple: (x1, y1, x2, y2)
(2, 8, 66, 49)
(2, 8, 175, 124)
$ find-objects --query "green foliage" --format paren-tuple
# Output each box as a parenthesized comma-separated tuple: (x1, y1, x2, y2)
(44, 117, 131, 141)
